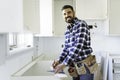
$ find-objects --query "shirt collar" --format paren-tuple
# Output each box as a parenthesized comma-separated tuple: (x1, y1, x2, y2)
(67, 17, 78, 30)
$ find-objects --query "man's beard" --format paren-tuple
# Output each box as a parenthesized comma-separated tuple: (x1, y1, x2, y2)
(65, 16, 74, 23)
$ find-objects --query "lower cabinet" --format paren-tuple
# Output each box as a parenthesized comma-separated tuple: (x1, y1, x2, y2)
(108, 55, 120, 80)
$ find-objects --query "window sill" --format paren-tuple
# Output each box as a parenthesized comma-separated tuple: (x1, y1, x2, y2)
(7, 46, 34, 58)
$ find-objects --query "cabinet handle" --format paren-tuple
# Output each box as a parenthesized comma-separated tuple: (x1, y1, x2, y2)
(112, 59, 114, 63)
(113, 69, 114, 73)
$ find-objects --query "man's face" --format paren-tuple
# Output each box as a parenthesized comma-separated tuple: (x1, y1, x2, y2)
(62, 8, 75, 23)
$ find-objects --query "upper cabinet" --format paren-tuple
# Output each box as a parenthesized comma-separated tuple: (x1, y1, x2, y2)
(35, 0, 75, 36)
(106, 0, 120, 35)
(76, 0, 107, 20)
(23, 0, 40, 33)
(0, 0, 23, 32)
(0, 0, 40, 33)
(39, 0, 53, 36)
(3, 0, 120, 36)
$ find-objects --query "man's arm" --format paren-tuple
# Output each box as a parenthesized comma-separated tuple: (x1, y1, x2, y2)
(52, 45, 68, 69)
(58, 47, 68, 62)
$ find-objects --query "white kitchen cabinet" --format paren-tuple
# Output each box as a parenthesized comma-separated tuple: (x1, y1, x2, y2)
(39, 0, 53, 36)
(108, 54, 120, 80)
(106, 0, 120, 35)
(0, 0, 40, 33)
(35, 0, 75, 36)
(24, 0, 53, 34)
(23, 0, 40, 33)
(76, 0, 107, 20)
(0, 0, 23, 32)
(26, 0, 75, 36)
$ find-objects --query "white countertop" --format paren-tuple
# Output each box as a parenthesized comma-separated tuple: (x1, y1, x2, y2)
(11, 59, 68, 80)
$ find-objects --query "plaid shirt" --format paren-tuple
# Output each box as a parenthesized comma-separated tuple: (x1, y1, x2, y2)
(59, 18, 93, 66)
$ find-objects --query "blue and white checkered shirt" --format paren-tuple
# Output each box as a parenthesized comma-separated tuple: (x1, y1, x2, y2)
(59, 18, 93, 66)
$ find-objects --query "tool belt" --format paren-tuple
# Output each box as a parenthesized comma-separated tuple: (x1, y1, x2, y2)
(68, 54, 98, 77)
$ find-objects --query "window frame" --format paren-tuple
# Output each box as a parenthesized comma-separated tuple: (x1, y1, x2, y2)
(8, 33, 33, 55)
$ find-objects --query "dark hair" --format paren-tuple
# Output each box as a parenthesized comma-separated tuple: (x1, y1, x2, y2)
(61, 5, 74, 11)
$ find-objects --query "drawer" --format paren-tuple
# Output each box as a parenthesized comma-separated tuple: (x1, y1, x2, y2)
(113, 58, 120, 63)
(113, 66, 120, 73)
(113, 73, 120, 80)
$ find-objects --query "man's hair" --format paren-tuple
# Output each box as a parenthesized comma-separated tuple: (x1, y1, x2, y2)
(61, 5, 74, 11)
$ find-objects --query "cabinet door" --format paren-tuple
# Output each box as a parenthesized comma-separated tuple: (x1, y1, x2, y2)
(0, 0, 23, 32)
(76, 0, 107, 20)
(39, 0, 53, 36)
(23, 0, 40, 33)
(108, 0, 120, 35)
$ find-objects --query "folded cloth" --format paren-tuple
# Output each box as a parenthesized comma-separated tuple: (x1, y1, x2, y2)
(47, 70, 65, 74)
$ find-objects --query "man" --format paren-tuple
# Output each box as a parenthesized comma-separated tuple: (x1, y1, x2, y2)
(52, 5, 94, 80)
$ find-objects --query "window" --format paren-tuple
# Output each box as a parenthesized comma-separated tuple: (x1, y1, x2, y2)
(9, 33, 17, 50)
(8, 33, 33, 53)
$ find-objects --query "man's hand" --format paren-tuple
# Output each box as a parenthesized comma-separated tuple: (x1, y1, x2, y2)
(54, 63, 66, 73)
(52, 60, 60, 69)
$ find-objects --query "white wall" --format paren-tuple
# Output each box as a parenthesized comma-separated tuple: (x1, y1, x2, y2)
(36, 36, 64, 60)
(87, 20, 120, 54)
